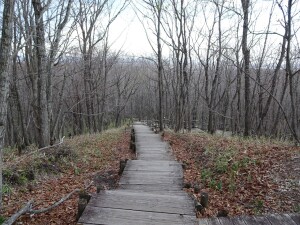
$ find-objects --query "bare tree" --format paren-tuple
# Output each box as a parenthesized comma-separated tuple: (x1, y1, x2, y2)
(134, 0, 164, 131)
(75, 0, 127, 132)
(241, 0, 251, 136)
(0, 0, 15, 208)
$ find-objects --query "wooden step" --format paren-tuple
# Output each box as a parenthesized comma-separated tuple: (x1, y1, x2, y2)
(88, 190, 195, 215)
(78, 207, 197, 225)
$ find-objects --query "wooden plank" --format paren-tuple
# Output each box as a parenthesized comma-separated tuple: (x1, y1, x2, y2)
(266, 214, 291, 225)
(88, 190, 195, 215)
(252, 216, 272, 225)
(137, 147, 171, 154)
(198, 219, 209, 225)
(79, 223, 97, 225)
(217, 217, 234, 225)
(119, 184, 182, 192)
(209, 217, 222, 225)
(240, 215, 259, 225)
(124, 165, 182, 172)
(138, 154, 174, 160)
(124, 161, 182, 172)
(137, 146, 169, 150)
(201, 214, 300, 225)
(78, 206, 197, 225)
(119, 175, 182, 185)
(289, 213, 300, 225)
(115, 188, 189, 196)
(137, 149, 170, 153)
(281, 214, 298, 225)
(125, 160, 181, 166)
(231, 216, 247, 225)
(122, 170, 183, 178)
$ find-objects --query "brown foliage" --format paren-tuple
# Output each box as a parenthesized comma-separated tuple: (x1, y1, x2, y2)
(164, 131, 300, 217)
(1, 128, 133, 224)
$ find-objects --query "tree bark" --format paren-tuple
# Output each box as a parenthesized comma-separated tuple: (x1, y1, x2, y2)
(241, 0, 251, 136)
(286, 0, 298, 143)
(32, 0, 50, 147)
(0, 0, 15, 208)
(157, 1, 164, 132)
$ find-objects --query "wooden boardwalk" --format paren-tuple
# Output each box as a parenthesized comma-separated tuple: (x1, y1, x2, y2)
(78, 123, 197, 224)
(199, 213, 300, 225)
(78, 123, 300, 225)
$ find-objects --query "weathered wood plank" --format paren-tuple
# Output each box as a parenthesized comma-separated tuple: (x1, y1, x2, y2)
(198, 219, 209, 225)
(78, 206, 197, 225)
(138, 154, 174, 160)
(266, 214, 291, 225)
(119, 174, 182, 185)
(115, 188, 188, 196)
(121, 170, 183, 178)
(88, 190, 195, 215)
(124, 162, 182, 172)
(119, 183, 182, 191)
(209, 217, 222, 225)
(252, 215, 272, 225)
(280, 214, 298, 225)
(217, 217, 234, 225)
(231, 216, 247, 225)
(238, 215, 259, 225)
(199, 214, 300, 225)
(138, 149, 171, 153)
(137, 153, 172, 157)
(289, 213, 300, 225)
(125, 159, 181, 166)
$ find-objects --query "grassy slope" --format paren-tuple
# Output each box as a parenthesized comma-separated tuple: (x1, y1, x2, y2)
(164, 131, 300, 217)
(1, 127, 133, 224)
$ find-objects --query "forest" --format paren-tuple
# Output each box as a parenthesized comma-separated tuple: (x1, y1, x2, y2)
(1, 0, 300, 149)
(0, 0, 300, 223)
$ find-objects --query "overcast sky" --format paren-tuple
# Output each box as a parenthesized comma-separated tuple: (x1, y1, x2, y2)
(107, 0, 300, 57)
(108, 2, 151, 56)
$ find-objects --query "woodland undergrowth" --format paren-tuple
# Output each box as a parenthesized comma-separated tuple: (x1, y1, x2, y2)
(0, 127, 133, 224)
(164, 131, 300, 218)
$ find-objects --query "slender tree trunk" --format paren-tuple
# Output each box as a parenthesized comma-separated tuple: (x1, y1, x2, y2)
(157, 2, 163, 132)
(257, 28, 286, 134)
(32, 0, 50, 147)
(0, 0, 15, 208)
(83, 52, 92, 132)
(241, 0, 251, 136)
(100, 45, 108, 132)
(12, 22, 29, 147)
(286, 0, 298, 142)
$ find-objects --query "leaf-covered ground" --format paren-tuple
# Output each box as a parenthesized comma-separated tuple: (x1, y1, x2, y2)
(164, 131, 300, 218)
(1, 127, 134, 224)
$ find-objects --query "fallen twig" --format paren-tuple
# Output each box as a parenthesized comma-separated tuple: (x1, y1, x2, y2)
(3, 201, 33, 225)
(3, 181, 93, 225)
(30, 188, 80, 214)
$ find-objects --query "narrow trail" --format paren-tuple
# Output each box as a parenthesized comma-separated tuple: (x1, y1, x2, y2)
(78, 123, 300, 225)
(78, 122, 197, 224)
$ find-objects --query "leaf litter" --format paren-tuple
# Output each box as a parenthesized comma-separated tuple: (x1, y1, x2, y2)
(1, 127, 134, 224)
(164, 131, 300, 218)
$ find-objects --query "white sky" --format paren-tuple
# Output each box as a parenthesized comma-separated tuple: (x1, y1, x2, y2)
(108, 3, 153, 56)
(107, 0, 300, 57)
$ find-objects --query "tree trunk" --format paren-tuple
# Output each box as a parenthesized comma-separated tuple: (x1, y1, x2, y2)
(286, 0, 298, 142)
(32, 0, 50, 147)
(157, 2, 163, 132)
(241, 0, 251, 136)
(0, 0, 15, 208)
